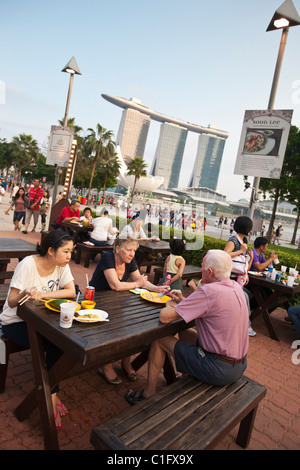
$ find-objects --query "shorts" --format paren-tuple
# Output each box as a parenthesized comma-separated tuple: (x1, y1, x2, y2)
(13, 211, 25, 222)
(174, 340, 247, 386)
(25, 208, 39, 225)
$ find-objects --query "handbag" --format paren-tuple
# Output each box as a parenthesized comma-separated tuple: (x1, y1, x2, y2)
(231, 233, 249, 275)
(26, 189, 39, 209)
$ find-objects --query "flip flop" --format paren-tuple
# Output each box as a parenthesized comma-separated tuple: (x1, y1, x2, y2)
(54, 408, 63, 430)
(125, 389, 145, 405)
(98, 369, 122, 385)
(57, 400, 69, 416)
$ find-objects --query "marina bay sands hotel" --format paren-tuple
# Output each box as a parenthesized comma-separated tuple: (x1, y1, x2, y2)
(102, 94, 229, 191)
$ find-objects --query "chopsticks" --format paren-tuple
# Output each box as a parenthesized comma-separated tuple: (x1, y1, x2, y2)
(18, 295, 46, 306)
(18, 294, 31, 306)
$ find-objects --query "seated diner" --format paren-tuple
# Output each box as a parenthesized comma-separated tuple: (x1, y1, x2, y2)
(0, 231, 76, 430)
(90, 237, 167, 385)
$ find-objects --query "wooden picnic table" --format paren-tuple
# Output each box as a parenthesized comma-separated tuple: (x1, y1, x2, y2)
(60, 221, 93, 241)
(0, 238, 37, 260)
(248, 272, 300, 341)
(136, 240, 170, 269)
(15, 290, 193, 450)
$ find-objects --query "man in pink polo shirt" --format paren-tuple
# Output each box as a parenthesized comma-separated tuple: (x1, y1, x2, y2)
(125, 249, 249, 405)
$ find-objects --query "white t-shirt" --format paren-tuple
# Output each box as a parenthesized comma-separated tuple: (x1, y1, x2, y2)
(120, 224, 147, 239)
(90, 217, 113, 241)
(0, 255, 74, 325)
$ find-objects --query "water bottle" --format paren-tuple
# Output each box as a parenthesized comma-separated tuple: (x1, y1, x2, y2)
(158, 274, 172, 297)
(163, 274, 172, 286)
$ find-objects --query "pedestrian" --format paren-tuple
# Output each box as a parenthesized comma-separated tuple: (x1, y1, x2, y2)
(5, 187, 28, 231)
(40, 190, 52, 231)
(22, 178, 43, 233)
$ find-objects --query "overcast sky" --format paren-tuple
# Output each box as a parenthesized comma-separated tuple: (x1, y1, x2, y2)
(1, 0, 300, 202)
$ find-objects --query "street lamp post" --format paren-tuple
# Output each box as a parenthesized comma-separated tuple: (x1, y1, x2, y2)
(248, 0, 300, 221)
(52, 57, 81, 206)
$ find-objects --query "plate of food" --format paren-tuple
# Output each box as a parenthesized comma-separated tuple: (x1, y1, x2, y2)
(141, 292, 171, 303)
(45, 299, 81, 313)
(244, 131, 275, 155)
(74, 309, 109, 323)
(248, 271, 264, 276)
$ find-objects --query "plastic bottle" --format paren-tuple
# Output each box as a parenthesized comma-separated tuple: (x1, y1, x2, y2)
(163, 274, 172, 286)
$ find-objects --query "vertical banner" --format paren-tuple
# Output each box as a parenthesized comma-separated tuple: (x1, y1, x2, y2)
(234, 110, 293, 179)
(46, 126, 74, 167)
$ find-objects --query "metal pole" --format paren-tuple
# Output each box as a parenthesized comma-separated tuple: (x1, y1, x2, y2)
(248, 27, 289, 220)
(51, 73, 74, 207)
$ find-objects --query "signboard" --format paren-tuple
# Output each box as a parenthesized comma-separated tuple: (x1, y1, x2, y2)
(234, 109, 293, 179)
(46, 126, 74, 166)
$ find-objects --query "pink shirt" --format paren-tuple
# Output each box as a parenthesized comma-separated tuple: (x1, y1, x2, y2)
(176, 279, 249, 359)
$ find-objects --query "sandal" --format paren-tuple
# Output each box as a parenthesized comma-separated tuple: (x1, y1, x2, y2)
(125, 389, 145, 405)
(54, 408, 62, 430)
(57, 400, 69, 416)
(121, 364, 137, 382)
(98, 369, 122, 385)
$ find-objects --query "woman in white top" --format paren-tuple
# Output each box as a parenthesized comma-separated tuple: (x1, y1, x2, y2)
(0, 231, 76, 430)
(89, 210, 119, 261)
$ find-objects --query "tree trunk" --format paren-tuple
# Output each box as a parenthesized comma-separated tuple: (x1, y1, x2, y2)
(291, 208, 300, 245)
(87, 156, 97, 203)
(266, 186, 280, 242)
(102, 170, 108, 204)
(130, 176, 138, 204)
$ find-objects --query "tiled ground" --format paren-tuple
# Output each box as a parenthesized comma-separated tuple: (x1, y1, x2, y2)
(0, 229, 300, 450)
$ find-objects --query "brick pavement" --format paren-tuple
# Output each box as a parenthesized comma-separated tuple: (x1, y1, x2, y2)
(0, 201, 300, 450)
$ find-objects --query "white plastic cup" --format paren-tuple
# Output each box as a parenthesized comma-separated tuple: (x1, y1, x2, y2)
(289, 268, 295, 276)
(287, 276, 294, 287)
(281, 265, 287, 273)
(293, 270, 299, 278)
(60, 303, 76, 328)
(271, 269, 276, 281)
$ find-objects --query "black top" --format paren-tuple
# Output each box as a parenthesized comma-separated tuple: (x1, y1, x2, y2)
(90, 251, 138, 292)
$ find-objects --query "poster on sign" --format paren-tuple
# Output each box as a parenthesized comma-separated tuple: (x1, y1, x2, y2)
(234, 109, 293, 179)
(46, 126, 74, 166)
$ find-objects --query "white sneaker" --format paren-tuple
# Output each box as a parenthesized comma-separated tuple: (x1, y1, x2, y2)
(248, 326, 257, 337)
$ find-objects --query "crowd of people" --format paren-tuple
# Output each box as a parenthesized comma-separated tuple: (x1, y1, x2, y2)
(0, 185, 299, 429)
(3, 179, 52, 233)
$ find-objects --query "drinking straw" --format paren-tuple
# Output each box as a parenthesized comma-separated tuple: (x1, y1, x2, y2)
(86, 274, 89, 287)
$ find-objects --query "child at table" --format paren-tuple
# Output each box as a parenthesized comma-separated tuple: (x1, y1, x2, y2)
(0, 230, 76, 430)
(159, 238, 186, 293)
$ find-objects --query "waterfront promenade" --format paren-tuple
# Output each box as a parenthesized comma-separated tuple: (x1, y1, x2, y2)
(0, 194, 299, 450)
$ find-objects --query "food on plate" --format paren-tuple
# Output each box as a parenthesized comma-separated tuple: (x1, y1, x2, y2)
(244, 133, 266, 153)
(75, 313, 99, 320)
(141, 292, 171, 303)
(47, 299, 70, 310)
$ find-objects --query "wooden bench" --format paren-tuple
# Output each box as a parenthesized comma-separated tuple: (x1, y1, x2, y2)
(0, 271, 14, 308)
(153, 264, 202, 285)
(0, 269, 29, 393)
(74, 243, 114, 268)
(0, 259, 10, 285)
(90, 375, 266, 450)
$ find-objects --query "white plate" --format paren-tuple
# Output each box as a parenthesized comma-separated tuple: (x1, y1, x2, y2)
(248, 271, 263, 276)
(74, 309, 109, 323)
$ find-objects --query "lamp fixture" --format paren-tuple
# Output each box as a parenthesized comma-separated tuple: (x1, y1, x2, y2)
(266, 0, 300, 31)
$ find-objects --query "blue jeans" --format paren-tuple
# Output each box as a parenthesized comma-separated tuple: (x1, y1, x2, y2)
(89, 237, 107, 261)
(287, 305, 300, 335)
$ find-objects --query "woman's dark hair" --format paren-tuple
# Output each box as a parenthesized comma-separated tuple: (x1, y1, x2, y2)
(233, 216, 253, 236)
(15, 187, 26, 200)
(170, 238, 185, 256)
(37, 230, 73, 256)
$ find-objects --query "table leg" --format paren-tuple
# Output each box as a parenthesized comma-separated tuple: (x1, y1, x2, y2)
(15, 327, 76, 450)
(250, 285, 280, 341)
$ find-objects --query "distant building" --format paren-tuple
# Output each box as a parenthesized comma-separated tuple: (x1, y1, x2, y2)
(188, 133, 226, 191)
(116, 105, 151, 164)
(150, 123, 188, 189)
(102, 94, 229, 190)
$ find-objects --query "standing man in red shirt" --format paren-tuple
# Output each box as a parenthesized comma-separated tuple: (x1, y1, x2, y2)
(22, 179, 43, 234)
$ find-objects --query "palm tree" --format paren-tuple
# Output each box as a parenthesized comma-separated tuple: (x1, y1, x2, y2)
(12, 134, 40, 183)
(97, 150, 121, 202)
(85, 124, 115, 202)
(127, 157, 148, 203)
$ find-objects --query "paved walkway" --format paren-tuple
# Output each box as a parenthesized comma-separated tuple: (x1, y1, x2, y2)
(0, 194, 300, 450)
